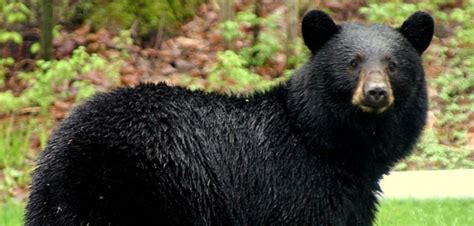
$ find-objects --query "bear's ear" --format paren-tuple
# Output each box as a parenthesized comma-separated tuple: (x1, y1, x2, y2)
(302, 10, 339, 53)
(398, 11, 434, 55)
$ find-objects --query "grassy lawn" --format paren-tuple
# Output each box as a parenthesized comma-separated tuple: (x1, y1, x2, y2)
(376, 199, 474, 226)
(1, 198, 473, 226)
(0, 199, 24, 226)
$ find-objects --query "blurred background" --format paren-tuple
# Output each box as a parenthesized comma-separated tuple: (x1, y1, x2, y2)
(0, 0, 473, 225)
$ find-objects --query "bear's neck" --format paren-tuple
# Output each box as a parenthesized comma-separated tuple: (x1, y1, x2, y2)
(284, 70, 426, 179)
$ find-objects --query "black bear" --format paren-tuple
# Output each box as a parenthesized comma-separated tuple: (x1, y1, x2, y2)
(26, 10, 434, 225)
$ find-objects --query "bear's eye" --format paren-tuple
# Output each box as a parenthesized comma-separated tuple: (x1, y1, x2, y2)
(388, 61, 397, 73)
(349, 59, 359, 69)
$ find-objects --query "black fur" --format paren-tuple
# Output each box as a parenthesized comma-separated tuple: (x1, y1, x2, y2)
(26, 11, 433, 225)
(398, 11, 434, 54)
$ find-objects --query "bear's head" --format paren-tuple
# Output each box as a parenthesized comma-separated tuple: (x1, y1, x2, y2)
(299, 10, 434, 114)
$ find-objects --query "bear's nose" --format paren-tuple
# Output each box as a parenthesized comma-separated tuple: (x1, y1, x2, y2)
(363, 84, 389, 109)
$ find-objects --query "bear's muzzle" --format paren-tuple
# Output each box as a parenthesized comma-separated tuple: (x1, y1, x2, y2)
(352, 69, 394, 113)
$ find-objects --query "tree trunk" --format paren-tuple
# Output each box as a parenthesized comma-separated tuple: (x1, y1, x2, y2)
(40, 0, 53, 60)
(219, 0, 234, 49)
(286, 0, 298, 68)
(249, 0, 263, 64)
(252, 0, 262, 47)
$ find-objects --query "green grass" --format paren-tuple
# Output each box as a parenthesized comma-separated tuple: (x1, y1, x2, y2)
(0, 117, 35, 169)
(376, 199, 474, 226)
(0, 117, 50, 168)
(0, 118, 50, 226)
(0, 198, 24, 226)
(0, 118, 50, 203)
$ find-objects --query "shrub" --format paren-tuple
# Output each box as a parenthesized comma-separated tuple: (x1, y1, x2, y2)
(75, 0, 202, 37)
(0, 47, 123, 113)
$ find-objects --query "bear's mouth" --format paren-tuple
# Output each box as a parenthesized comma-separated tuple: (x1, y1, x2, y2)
(355, 103, 392, 114)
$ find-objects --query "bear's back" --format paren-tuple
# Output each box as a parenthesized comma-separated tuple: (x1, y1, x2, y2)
(33, 83, 376, 225)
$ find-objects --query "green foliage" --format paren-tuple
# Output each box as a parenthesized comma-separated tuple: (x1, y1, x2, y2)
(219, 20, 241, 42)
(219, 10, 284, 67)
(286, 37, 309, 69)
(30, 42, 40, 54)
(396, 129, 474, 170)
(428, 1, 474, 161)
(0, 47, 123, 113)
(1, 167, 29, 201)
(0, 57, 13, 86)
(206, 50, 276, 93)
(429, 56, 474, 150)
(359, 2, 417, 25)
(360, 0, 452, 25)
(112, 30, 134, 50)
(76, 0, 202, 36)
(202, 9, 306, 94)
(0, 1, 33, 85)
(219, 11, 259, 41)
(204, 9, 304, 93)
(0, 0, 31, 44)
(0, 31, 22, 44)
